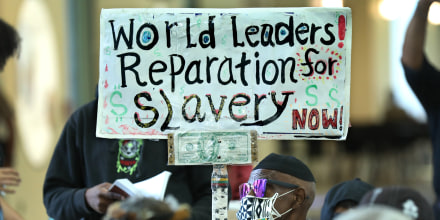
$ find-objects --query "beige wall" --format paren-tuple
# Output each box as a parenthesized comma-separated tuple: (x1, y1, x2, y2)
(346, 0, 392, 125)
(427, 23, 440, 69)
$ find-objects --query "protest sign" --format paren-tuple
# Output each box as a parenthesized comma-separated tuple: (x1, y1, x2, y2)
(97, 7, 352, 140)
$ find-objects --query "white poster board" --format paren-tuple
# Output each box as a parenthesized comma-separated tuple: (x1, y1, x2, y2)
(97, 7, 352, 140)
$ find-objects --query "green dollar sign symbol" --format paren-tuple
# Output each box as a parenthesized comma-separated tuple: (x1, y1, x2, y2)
(110, 91, 128, 122)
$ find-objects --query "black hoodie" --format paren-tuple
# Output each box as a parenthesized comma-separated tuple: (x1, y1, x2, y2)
(43, 98, 212, 220)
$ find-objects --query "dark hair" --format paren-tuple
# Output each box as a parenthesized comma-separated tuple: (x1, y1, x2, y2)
(102, 196, 191, 220)
(321, 178, 374, 220)
(335, 200, 358, 210)
(359, 186, 434, 220)
(0, 18, 20, 72)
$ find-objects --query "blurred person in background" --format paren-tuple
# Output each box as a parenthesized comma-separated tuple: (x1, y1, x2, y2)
(401, 0, 440, 218)
(320, 178, 374, 220)
(102, 196, 191, 220)
(334, 205, 412, 220)
(359, 186, 434, 220)
(0, 18, 24, 220)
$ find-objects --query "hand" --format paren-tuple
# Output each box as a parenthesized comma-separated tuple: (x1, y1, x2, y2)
(0, 167, 20, 194)
(85, 182, 125, 214)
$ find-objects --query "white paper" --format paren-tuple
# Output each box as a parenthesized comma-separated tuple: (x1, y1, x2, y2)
(134, 171, 172, 200)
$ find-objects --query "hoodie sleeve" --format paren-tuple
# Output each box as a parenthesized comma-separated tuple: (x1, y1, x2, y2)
(404, 56, 440, 113)
(43, 106, 97, 219)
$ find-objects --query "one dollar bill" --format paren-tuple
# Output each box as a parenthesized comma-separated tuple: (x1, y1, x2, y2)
(168, 130, 258, 165)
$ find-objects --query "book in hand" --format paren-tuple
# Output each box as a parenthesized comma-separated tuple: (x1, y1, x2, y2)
(108, 171, 172, 200)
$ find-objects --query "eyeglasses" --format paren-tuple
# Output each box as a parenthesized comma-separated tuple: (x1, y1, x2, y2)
(239, 179, 299, 199)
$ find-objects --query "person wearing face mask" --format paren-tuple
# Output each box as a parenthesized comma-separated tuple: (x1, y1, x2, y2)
(236, 153, 316, 220)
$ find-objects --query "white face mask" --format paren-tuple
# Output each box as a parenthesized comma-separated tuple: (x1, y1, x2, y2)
(236, 189, 295, 220)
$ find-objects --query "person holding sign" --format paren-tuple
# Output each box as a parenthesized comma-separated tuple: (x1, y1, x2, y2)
(236, 153, 316, 220)
(401, 0, 440, 218)
(43, 93, 212, 220)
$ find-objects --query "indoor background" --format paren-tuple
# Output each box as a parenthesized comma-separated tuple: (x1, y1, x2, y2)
(0, 0, 439, 219)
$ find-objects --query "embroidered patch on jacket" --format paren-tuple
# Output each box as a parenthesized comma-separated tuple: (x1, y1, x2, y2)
(117, 139, 142, 175)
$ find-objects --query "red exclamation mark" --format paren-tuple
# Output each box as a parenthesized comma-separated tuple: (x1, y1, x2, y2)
(338, 15, 346, 48)
(339, 106, 343, 131)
